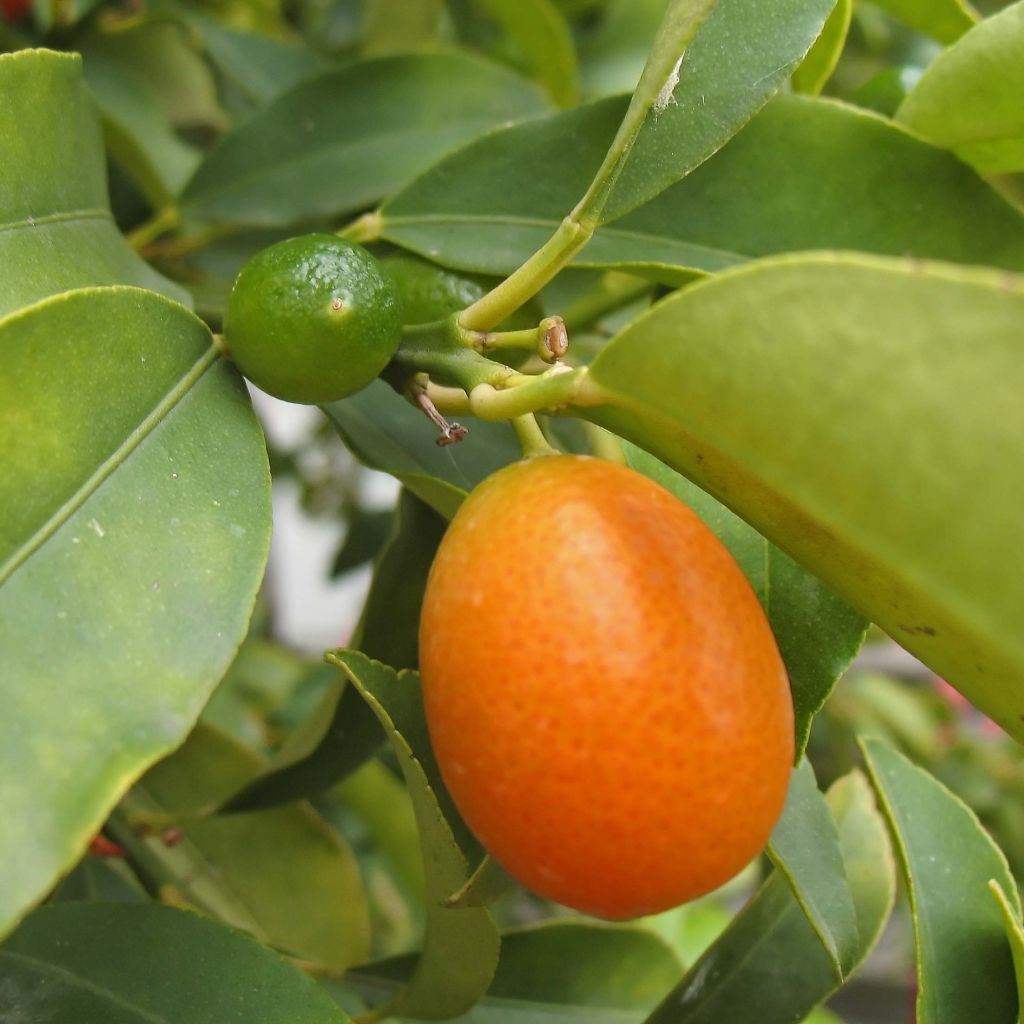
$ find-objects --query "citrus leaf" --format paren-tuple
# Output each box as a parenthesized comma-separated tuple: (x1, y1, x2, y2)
(896, 1, 1024, 175)
(445, 856, 518, 909)
(350, 920, 682, 1014)
(0, 903, 351, 1022)
(861, 737, 1019, 1024)
(582, 254, 1024, 740)
(870, 0, 978, 44)
(361, 0, 444, 53)
(181, 52, 549, 227)
(223, 491, 446, 812)
(595, 0, 837, 223)
(792, 0, 851, 95)
(0, 49, 188, 315)
(990, 880, 1024, 1024)
(112, 723, 370, 972)
(626, 446, 866, 756)
(325, 650, 499, 1021)
(644, 771, 895, 1023)
(380, 93, 1024, 278)
(472, 0, 579, 107)
(324, 380, 522, 520)
(0, 287, 270, 937)
(767, 760, 859, 981)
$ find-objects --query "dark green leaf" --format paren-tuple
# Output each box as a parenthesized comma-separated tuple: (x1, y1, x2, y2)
(583, 254, 1024, 741)
(181, 53, 549, 227)
(0, 49, 189, 315)
(792, 0, 851, 95)
(0, 903, 351, 1022)
(331, 508, 394, 576)
(325, 380, 522, 520)
(381, 94, 1024, 277)
(115, 723, 369, 971)
(862, 737, 1019, 1024)
(0, 288, 270, 937)
(896, 2, 1024, 174)
(644, 771, 895, 1023)
(626, 446, 866, 756)
(326, 651, 498, 1020)
(767, 760, 859, 980)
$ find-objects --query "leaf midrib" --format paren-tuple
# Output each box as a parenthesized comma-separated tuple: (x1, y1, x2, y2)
(0, 949, 168, 1023)
(0, 345, 219, 585)
(0, 208, 111, 236)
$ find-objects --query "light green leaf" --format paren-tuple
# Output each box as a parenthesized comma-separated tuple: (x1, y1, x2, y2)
(113, 723, 369, 972)
(862, 737, 1019, 1024)
(0, 287, 270, 937)
(990, 880, 1024, 1024)
(361, 0, 444, 53)
(644, 771, 894, 1023)
(380, 94, 1024, 278)
(627, 446, 866, 756)
(0, 49, 188, 314)
(181, 53, 549, 227)
(473, 0, 579, 107)
(896, 1, 1024, 174)
(445, 856, 518, 909)
(0, 903, 351, 1022)
(596, 0, 838, 223)
(792, 0, 851, 95)
(582, 253, 1024, 741)
(767, 760, 859, 980)
(325, 651, 499, 1020)
(869, 0, 978, 44)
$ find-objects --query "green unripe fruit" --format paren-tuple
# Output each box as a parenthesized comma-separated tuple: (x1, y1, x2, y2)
(225, 234, 402, 404)
(383, 254, 541, 331)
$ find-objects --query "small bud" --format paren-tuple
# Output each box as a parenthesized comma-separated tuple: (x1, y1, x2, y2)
(539, 316, 569, 362)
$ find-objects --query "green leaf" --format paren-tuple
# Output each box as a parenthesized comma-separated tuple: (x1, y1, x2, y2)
(445, 856, 517, 909)
(325, 651, 499, 1021)
(185, 13, 331, 105)
(181, 53, 549, 227)
(0, 287, 270, 937)
(0, 903, 351, 1022)
(82, 51, 202, 207)
(324, 380, 522, 520)
(990, 881, 1024, 1024)
(361, 0, 444, 53)
(351, 920, 683, 1015)
(472, 0, 579, 107)
(596, 0, 838, 223)
(0, 49, 189, 315)
(582, 254, 1024, 741)
(792, 0, 851, 95)
(869, 0, 978, 44)
(113, 722, 369, 971)
(223, 490, 447, 812)
(767, 760, 859, 980)
(644, 771, 895, 1023)
(381, 93, 1024, 278)
(861, 737, 1019, 1024)
(626, 446, 866, 756)
(896, 1, 1024, 174)
(50, 855, 148, 904)
(579, 0, 676, 98)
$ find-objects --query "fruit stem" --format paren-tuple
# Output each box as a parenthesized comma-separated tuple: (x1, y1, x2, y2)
(337, 210, 383, 244)
(126, 206, 181, 250)
(458, 216, 594, 332)
(512, 414, 560, 458)
(466, 316, 569, 364)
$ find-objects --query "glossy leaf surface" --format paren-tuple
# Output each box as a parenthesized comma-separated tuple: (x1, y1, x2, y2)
(0, 49, 188, 314)
(381, 94, 1024, 277)
(584, 254, 1024, 740)
(0, 903, 351, 1022)
(645, 771, 895, 1023)
(862, 738, 1019, 1024)
(117, 723, 370, 971)
(0, 287, 270, 936)
(325, 651, 498, 1020)
(896, 2, 1024, 174)
(628, 446, 866, 755)
(181, 52, 549, 227)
